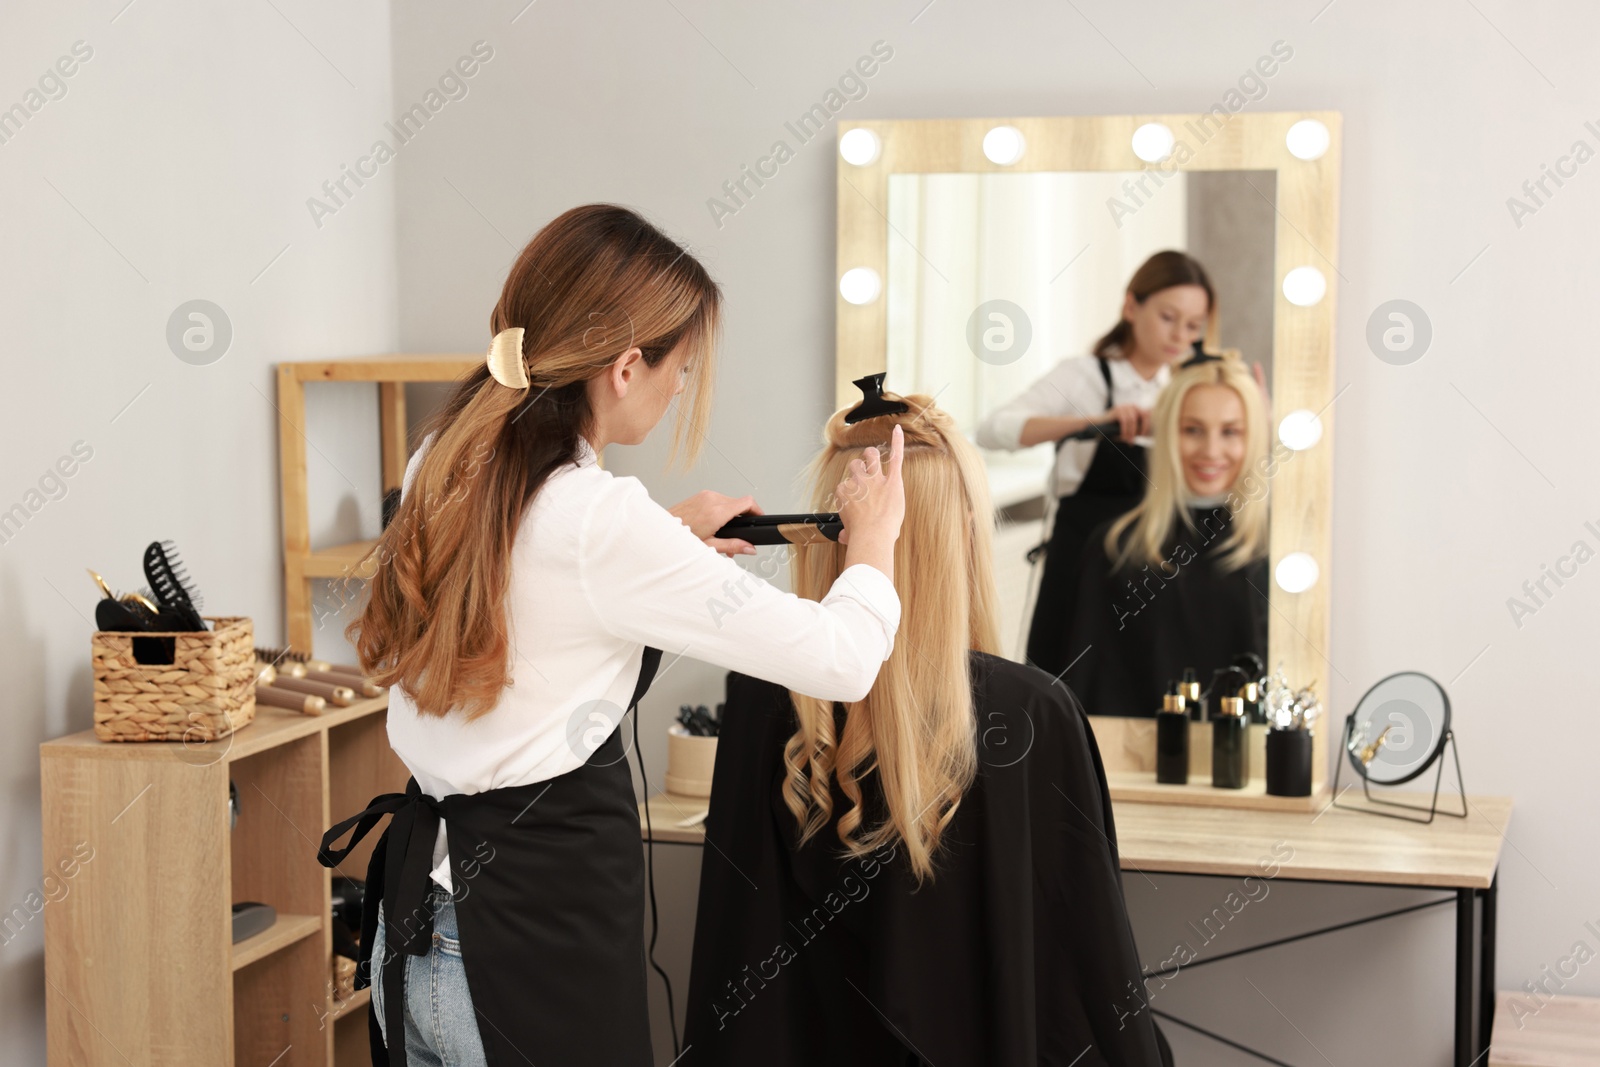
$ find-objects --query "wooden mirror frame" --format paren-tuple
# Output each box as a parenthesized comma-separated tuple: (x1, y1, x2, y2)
(834, 112, 1341, 806)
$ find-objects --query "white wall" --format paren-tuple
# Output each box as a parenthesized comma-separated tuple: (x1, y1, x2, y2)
(0, 1, 398, 1062)
(389, 3, 1600, 1064)
(6, 0, 1598, 1064)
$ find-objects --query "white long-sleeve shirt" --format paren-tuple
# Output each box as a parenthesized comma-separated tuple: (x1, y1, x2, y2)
(974, 353, 1169, 499)
(383, 432, 902, 888)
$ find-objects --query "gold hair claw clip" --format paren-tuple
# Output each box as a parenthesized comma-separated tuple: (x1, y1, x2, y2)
(486, 327, 529, 389)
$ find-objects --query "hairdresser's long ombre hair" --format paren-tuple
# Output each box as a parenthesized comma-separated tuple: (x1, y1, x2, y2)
(347, 204, 721, 720)
(1105, 354, 1269, 572)
(783, 395, 1003, 883)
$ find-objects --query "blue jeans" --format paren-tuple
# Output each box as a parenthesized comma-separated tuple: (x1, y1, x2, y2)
(371, 885, 489, 1067)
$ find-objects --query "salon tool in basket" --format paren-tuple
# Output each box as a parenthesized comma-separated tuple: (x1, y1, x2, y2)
(142, 540, 209, 632)
(87, 569, 164, 631)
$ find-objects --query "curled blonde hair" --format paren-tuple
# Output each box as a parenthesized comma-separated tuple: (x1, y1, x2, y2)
(1105, 352, 1269, 572)
(783, 394, 1003, 883)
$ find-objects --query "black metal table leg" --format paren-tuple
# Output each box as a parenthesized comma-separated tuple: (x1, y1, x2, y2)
(1456, 888, 1476, 1067)
(1480, 874, 1498, 1056)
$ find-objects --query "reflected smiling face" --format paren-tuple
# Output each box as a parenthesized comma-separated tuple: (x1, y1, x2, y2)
(1178, 383, 1247, 496)
(1123, 283, 1211, 364)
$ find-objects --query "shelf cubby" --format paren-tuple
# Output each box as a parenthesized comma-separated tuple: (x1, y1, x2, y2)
(42, 697, 409, 1066)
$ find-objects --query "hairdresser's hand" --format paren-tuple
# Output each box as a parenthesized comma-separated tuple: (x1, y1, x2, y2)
(836, 424, 905, 553)
(1106, 403, 1149, 442)
(669, 492, 762, 556)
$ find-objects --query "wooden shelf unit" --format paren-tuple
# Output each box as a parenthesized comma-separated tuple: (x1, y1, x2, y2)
(41, 696, 409, 1067)
(275, 355, 479, 653)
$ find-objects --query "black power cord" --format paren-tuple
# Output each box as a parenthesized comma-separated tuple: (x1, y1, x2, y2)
(631, 702, 681, 1059)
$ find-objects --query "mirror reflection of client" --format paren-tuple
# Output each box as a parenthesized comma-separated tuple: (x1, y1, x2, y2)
(1064, 353, 1270, 718)
(681, 395, 1172, 1067)
(975, 251, 1215, 678)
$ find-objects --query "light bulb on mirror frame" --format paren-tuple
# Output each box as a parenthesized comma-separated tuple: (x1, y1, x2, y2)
(1282, 266, 1327, 307)
(839, 127, 880, 166)
(1278, 409, 1324, 451)
(1131, 122, 1175, 163)
(1275, 552, 1320, 593)
(839, 267, 882, 305)
(982, 126, 1025, 166)
(1285, 119, 1330, 161)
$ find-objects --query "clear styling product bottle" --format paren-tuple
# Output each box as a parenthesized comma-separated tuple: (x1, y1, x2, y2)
(1211, 695, 1248, 789)
(1157, 686, 1190, 785)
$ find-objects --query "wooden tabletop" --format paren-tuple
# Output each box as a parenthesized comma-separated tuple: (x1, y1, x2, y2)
(639, 789, 1513, 889)
(639, 791, 714, 844)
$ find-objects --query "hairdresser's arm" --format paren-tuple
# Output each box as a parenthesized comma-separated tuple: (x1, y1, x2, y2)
(578, 474, 903, 705)
(976, 357, 1109, 450)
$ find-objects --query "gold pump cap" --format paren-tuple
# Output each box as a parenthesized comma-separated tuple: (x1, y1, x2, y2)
(1161, 692, 1188, 714)
(1220, 695, 1245, 717)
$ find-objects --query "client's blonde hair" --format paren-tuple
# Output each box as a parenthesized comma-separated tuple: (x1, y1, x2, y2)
(784, 394, 1003, 883)
(1105, 353, 1269, 572)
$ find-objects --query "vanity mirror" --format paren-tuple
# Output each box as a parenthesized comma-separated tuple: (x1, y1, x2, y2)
(835, 113, 1340, 806)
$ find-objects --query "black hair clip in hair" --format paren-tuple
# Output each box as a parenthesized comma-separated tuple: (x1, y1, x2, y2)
(843, 372, 911, 425)
(1179, 338, 1224, 370)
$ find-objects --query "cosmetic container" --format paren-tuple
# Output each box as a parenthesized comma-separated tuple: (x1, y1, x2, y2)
(1156, 689, 1190, 785)
(1266, 728, 1313, 796)
(1211, 695, 1248, 789)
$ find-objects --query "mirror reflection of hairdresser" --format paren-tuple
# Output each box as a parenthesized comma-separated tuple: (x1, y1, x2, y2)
(1065, 353, 1271, 718)
(975, 251, 1216, 677)
(316, 205, 907, 1067)
(682, 394, 1172, 1067)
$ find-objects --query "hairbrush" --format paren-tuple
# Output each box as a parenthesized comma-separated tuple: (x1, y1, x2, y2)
(141, 540, 208, 632)
(87, 569, 162, 631)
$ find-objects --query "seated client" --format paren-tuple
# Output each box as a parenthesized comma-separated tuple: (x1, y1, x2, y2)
(1064, 352, 1271, 717)
(681, 394, 1172, 1067)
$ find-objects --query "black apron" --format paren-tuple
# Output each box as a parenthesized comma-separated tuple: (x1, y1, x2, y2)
(1025, 357, 1148, 676)
(319, 645, 664, 1067)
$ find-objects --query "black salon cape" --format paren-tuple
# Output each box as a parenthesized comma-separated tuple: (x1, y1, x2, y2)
(1065, 506, 1268, 718)
(681, 651, 1171, 1067)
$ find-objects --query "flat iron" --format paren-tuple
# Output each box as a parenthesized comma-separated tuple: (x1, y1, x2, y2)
(714, 373, 906, 546)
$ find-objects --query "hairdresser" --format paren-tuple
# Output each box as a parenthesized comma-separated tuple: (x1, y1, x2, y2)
(318, 203, 906, 1067)
(975, 250, 1215, 677)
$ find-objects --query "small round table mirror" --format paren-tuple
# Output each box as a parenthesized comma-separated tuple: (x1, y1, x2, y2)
(1344, 671, 1451, 785)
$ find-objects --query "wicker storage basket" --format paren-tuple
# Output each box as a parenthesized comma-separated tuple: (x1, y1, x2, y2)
(91, 615, 256, 742)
